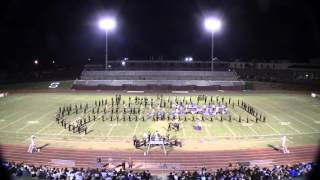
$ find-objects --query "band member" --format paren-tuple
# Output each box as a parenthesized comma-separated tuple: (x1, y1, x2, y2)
(280, 135, 290, 154)
(27, 135, 38, 153)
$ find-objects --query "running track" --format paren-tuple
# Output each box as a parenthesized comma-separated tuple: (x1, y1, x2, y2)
(0, 144, 319, 174)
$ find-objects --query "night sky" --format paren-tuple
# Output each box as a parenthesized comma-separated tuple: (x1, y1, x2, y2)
(1, 0, 320, 68)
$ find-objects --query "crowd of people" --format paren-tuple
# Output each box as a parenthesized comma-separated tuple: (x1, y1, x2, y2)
(168, 162, 317, 180)
(1, 161, 152, 180)
(2, 160, 316, 180)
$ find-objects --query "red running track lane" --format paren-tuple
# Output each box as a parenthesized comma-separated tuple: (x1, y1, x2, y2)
(0, 144, 319, 174)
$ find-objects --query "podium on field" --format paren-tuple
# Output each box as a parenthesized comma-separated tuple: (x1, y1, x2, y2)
(146, 139, 167, 155)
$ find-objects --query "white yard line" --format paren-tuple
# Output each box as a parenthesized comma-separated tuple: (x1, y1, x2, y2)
(182, 124, 186, 137)
(282, 111, 319, 132)
(203, 123, 212, 137)
(81, 121, 97, 137)
(35, 121, 56, 135)
(248, 125, 259, 135)
(0, 111, 20, 123)
(222, 122, 236, 137)
(253, 102, 302, 134)
(266, 123, 281, 135)
(15, 124, 30, 133)
(15, 111, 54, 133)
(0, 112, 35, 130)
(56, 129, 65, 135)
(226, 110, 242, 137)
(232, 107, 259, 136)
(286, 125, 301, 134)
(132, 121, 140, 136)
(106, 125, 115, 137)
(292, 110, 319, 122)
(262, 98, 319, 132)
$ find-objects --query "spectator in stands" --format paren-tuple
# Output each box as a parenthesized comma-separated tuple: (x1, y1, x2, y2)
(1, 161, 154, 180)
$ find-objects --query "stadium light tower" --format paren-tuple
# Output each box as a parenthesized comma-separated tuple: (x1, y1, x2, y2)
(99, 18, 116, 70)
(204, 17, 222, 71)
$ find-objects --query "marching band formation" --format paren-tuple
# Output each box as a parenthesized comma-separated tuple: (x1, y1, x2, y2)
(53, 95, 268, 137)
(26, 94, 293, 155)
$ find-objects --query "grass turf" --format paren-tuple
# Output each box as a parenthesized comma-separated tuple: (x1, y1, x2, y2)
(0, 92, 319, 150)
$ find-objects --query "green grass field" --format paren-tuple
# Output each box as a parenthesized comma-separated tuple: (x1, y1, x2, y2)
(0, 92, 319, 150)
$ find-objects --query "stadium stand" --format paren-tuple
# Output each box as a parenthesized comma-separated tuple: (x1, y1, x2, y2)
(74, 70, 245, 91)
(80, 71, 239, 81)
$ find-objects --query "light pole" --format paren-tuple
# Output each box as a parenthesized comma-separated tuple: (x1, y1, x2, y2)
(204, 18, 221, 71)
(99, 18, 116, 70)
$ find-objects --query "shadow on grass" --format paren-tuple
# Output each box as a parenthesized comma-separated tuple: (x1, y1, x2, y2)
(85, 129, 94, 135)
(268, 144, 279, 151)
(38, 143, 50, 150)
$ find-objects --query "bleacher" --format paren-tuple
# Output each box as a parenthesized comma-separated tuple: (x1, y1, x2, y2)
(74, 70, 245, 91)
(81, 70, 239, 81)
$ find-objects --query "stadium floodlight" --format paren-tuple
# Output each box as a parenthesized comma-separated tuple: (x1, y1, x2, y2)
(311, 93, 317, 98)
(99, 19, 116, 31)
(34, 60, 38, 65)
(204, 17, 222, 71)
(52, 60, 55, 64)
(99, 18, 116, 70)
(205, 18, 221, 32)
(124, 57, 128, 61)
(185, 57, 193, 62)
(121, 60, 126, 66)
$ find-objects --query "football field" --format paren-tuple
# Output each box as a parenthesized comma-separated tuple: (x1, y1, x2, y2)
(0, 92, 320, 151)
